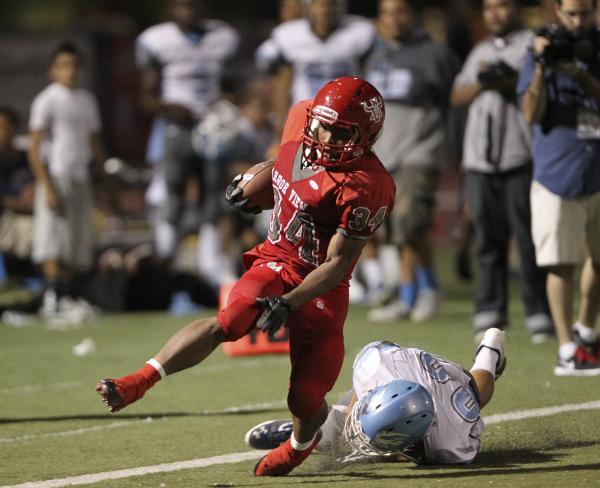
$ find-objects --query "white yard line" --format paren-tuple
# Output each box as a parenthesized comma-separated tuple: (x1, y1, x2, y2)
(2, 398, 600, 488)
(483, 399, 600, 425)
(0, 452, 266, 488)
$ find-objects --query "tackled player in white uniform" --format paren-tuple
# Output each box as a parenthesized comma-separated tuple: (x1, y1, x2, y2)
(245, 328, 506, 465)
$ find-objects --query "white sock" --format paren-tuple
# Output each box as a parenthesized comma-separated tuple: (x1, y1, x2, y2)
(573, 322, 598, 343)
(559, 341, 578, 360)
(290, 432, 315, 451)
(472, 347, 499, 376)
(146, 358, 166, 379)
(362, 258, 383, 291)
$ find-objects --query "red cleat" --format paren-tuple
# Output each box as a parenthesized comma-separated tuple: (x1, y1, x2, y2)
(96, 363, 162, 412)
(95, 379, 140, 413)
(254, 431, 322, 476)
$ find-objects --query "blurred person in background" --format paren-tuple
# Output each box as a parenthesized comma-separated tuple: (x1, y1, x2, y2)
(192, 82, 274, 289)
(366, 0, 460, 323)
(28, 41, 107, 319)
(519, 0, 600, 375)
(136, 0, 239, 262)
(279, 0, 304, 23)
(255, 0, 376, 143)
(0, 106, 35, 284)
(450, 0, 553, 343)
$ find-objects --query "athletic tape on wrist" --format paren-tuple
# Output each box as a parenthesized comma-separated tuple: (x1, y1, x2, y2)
(146, 358, 166, 379)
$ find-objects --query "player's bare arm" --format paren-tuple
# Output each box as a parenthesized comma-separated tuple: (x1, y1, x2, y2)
(255, 232, 370, 338)
(283, 232, 369, 311)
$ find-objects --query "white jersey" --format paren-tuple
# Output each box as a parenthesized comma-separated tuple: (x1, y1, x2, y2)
(352, 341, 484, 464)
(136, 20, 239, 120)
(29, 82, 101, 182)
(256, 16, 376, 103)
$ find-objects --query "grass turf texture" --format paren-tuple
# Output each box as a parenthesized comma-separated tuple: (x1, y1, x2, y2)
(2, 273, 600, 487)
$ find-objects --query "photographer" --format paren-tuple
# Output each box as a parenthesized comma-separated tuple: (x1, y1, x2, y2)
(518, 0, 600, 375)
(451, 0, 552, 342)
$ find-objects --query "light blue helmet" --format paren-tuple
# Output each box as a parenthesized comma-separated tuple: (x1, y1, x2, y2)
(343, 379, 435, 457)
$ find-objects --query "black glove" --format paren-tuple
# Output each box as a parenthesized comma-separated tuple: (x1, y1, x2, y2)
(256, 296, 292, 338)
(224, 174, 261, 214)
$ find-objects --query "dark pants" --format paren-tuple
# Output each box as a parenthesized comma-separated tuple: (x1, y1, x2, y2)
(466, 166, 550, 330)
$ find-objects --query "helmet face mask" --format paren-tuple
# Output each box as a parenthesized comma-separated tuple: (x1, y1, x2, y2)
(302, 77, 385, 169)
(303, 114, 361, 167)
(343, 379, 435, 459)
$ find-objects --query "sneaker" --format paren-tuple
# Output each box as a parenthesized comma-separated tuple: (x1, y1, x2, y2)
(554, 347, 600, 377)
(367, 300, 411, 323)
(95, 378, 141, 413)
(572, 329, 600, 358)
(254, 431, 322, 476)
(475, 328, 507, 380)
(245, 420, 293, 450)
(42, 296, 98, 329)
(410, 289, 441, 322)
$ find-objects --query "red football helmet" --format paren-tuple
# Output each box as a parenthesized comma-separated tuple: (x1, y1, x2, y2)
(303, 76, 385, 168)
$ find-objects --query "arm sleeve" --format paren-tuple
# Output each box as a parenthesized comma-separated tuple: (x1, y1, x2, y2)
(335, 174, 394, 240)
(29, 92, 51, 131)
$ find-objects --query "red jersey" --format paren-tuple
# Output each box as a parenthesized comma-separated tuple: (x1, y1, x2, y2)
(244, 100, 396, 285)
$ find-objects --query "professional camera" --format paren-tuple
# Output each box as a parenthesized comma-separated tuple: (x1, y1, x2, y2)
(535, 24, 598, 66)
(477, 61, 519, 100)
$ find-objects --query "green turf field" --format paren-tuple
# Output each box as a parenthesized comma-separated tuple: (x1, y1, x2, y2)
(2, 275, 600, 487)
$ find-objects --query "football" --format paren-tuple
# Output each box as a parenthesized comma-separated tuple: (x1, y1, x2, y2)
(237, 159, 275, 210)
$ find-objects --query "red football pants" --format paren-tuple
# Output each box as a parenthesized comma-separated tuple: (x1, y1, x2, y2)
(217, 263, 347, 419)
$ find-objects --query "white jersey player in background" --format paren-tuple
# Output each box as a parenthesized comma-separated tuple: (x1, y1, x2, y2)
(245, 328, 506, 465)
(136, 0, 239, 279)
(255, 0, 376, 138)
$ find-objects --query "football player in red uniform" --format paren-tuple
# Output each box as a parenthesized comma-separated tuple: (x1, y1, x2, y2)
(96, 77, 395, 476)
